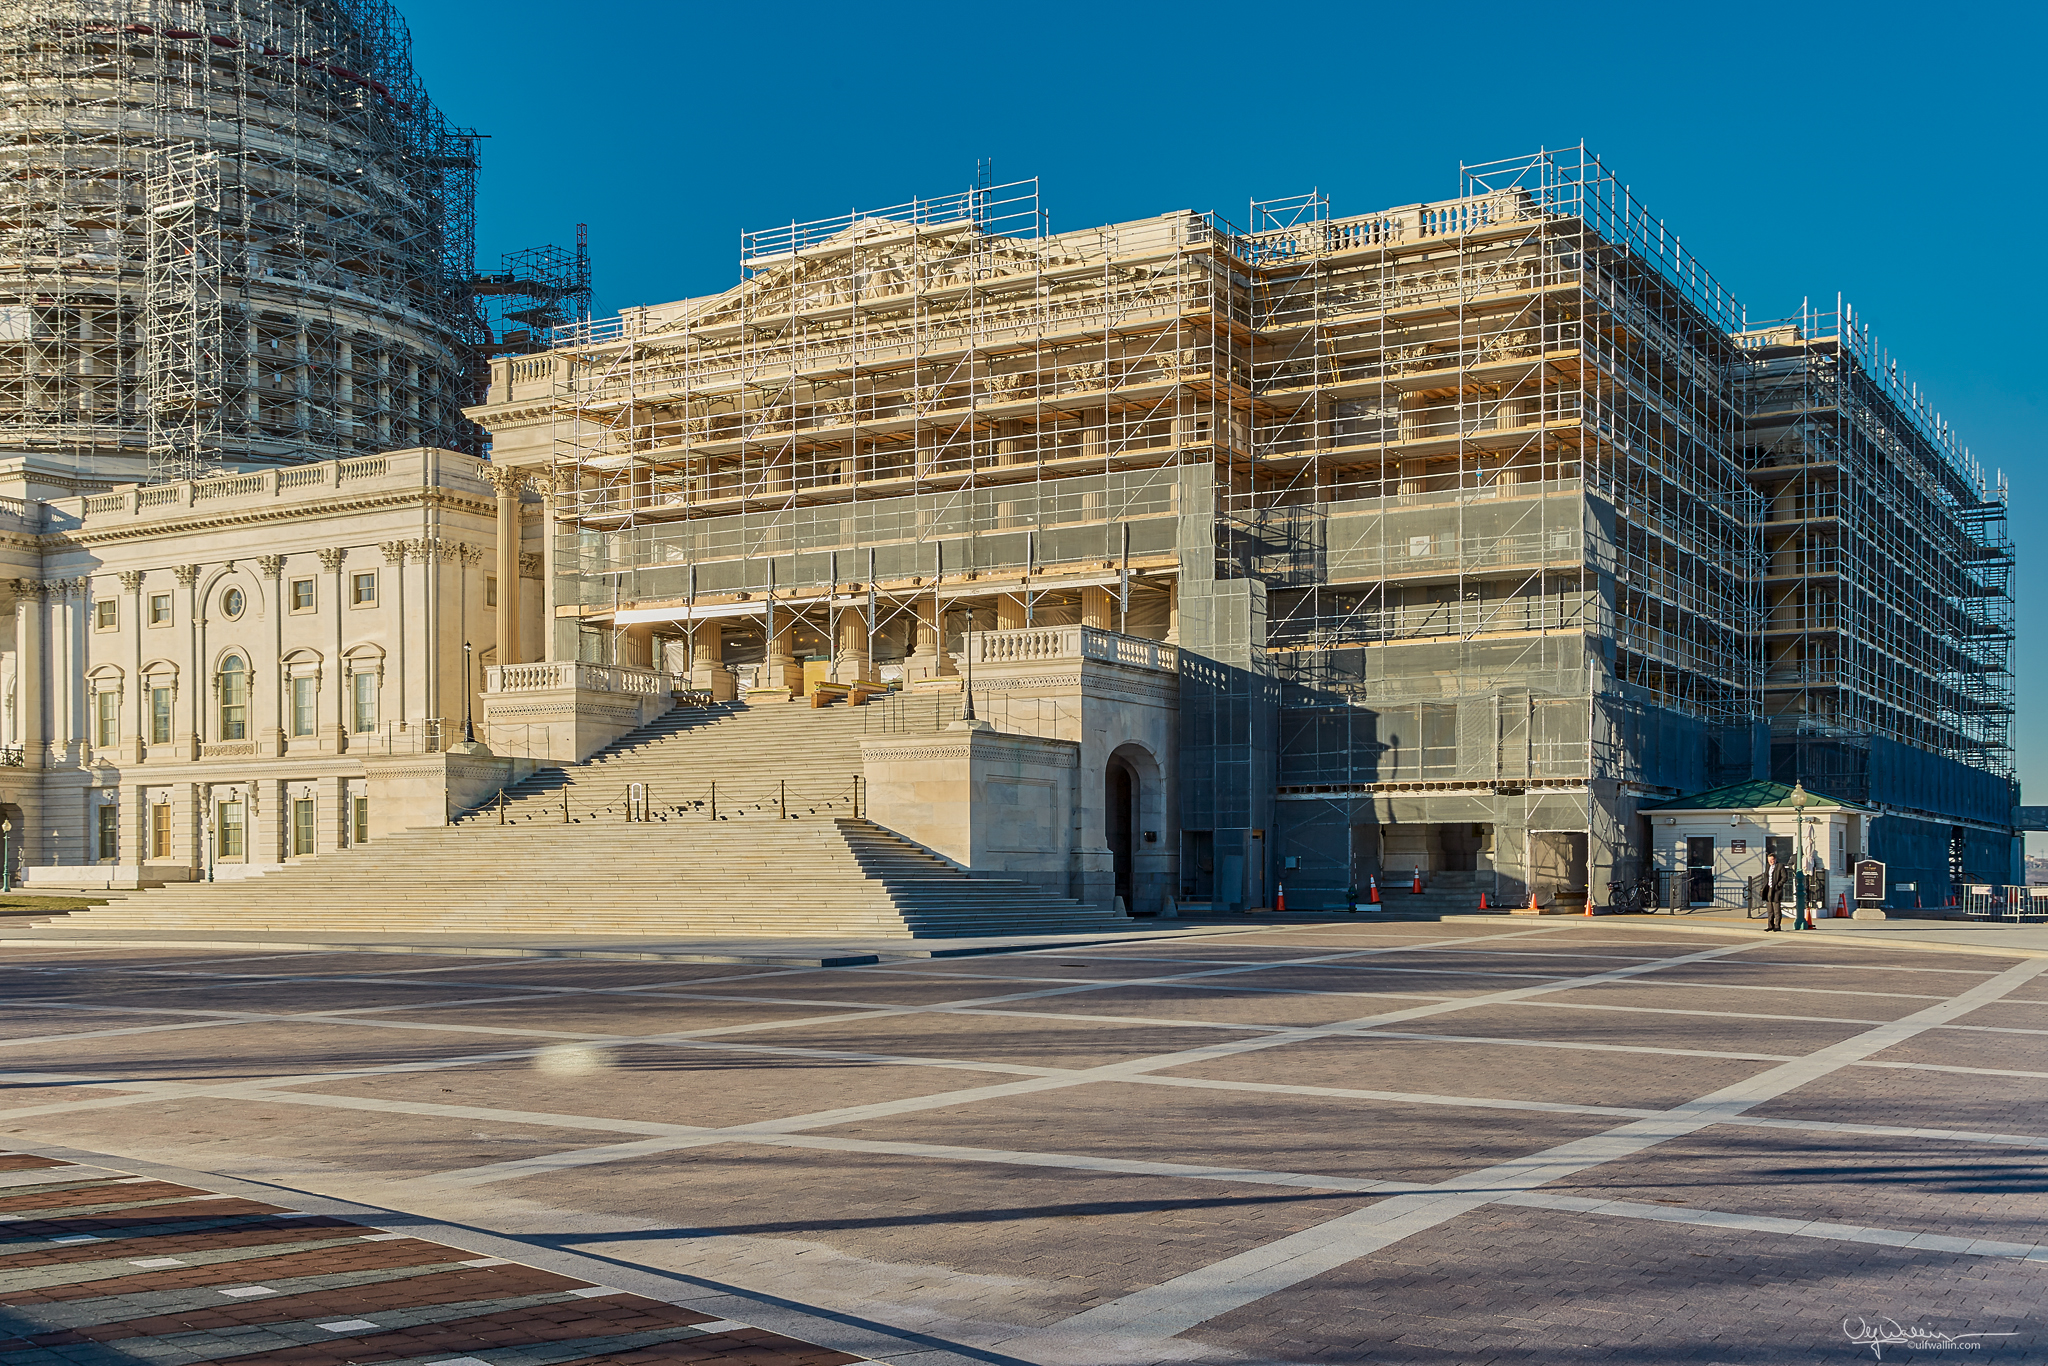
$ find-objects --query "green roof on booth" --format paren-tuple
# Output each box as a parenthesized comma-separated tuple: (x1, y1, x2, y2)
(1639, 780, 1870, 813)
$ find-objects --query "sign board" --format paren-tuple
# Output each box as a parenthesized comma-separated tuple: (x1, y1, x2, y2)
(1894, 882, 1916, 893)
(1730, 840, 1747, 852)
(1854, 860, 1886, 902)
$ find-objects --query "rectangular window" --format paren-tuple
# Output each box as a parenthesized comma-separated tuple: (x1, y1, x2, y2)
(150, 803, 171, 860)
(148, 593, 172, 625)
(352, 571, 377, 605)
(216, 799, 244, 859)
(291, 675, 317, 737)
(486, 575, 498, 608)
(351, 671, 377, 734)
(351, 795, 370, 845)
(94, 599, 117, 630)
(96, 803, 118, 861)
(219, 666, 247, 740)
(290, 577, 315, 612)
(150, 686, 172, 744)
(94, 690, 118, 746)
(292, 797, 316, 856)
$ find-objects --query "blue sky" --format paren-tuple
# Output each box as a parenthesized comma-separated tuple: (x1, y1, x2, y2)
(403, 0, 2043, 836)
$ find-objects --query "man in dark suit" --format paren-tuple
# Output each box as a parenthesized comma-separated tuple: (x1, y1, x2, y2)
(1764, 852, 1785, 931)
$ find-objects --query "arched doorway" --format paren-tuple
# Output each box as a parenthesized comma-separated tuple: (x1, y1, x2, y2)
(1107, 755, 1137, 909)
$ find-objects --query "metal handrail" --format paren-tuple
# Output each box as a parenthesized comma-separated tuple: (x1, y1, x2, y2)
(452, 773, 866, 826)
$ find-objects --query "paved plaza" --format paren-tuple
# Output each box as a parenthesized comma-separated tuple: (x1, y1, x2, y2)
(1, 921, 2045, 1364)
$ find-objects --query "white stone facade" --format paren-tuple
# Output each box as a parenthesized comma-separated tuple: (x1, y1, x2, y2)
(0, 447, 544, 888)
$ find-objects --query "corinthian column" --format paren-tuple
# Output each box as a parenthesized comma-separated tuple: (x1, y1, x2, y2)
(484, 465, 525, 668)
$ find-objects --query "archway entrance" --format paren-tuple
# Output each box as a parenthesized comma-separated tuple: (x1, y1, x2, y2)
(1106, 755, 1137, 910)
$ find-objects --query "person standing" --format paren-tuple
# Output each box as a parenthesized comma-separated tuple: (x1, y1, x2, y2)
(1764, 851, 1785, 931)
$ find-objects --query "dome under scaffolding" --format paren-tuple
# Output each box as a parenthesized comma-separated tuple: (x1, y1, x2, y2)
(0, 0, 486, 483)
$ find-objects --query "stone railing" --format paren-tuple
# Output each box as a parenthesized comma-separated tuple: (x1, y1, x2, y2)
(40, 448, 481, 530)
(485, 661, 689, 696)
(970, 625, 1176, 673)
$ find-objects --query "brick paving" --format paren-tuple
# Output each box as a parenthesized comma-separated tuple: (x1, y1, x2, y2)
(0, 1156, 864, 1364)
(2, 923, 2045, 1364)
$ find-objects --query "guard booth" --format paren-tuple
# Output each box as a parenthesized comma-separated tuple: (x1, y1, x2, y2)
(1639, 781, 1873, 913)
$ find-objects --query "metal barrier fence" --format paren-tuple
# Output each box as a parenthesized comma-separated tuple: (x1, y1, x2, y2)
(456, 775, 865, 826)
(1963, 885, 2048, 920)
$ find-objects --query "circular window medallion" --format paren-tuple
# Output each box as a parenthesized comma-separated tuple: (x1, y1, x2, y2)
(221, 586, 245, 619)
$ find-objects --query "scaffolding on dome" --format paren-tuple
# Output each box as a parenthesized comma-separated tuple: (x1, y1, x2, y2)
(0, 0, 486, 483)
(474, 227, 592, 357)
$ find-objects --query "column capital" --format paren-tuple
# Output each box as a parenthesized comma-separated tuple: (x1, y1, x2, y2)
(11, 578, 47, 601)
(318, 548, 347, 572)
(483, 464, 529, 498)
(117, 571, 145, 592)
(173, 564, 201, 586)
(255, 555, 285, 579)
(376, 541, 407, 567)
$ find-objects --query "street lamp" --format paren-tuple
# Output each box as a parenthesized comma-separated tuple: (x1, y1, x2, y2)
(463, 641, 476, 744)
(1, 815, 11, 893)
(1788, 780, 1811, 931)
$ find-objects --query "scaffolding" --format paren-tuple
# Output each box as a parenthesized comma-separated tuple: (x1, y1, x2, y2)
(472, 149, 2013, 906)
(1735, 301, 2015, 783)
(0, 0, 485, 482)
(528, 177, 1229, 674)
(474, 227, 592, 357)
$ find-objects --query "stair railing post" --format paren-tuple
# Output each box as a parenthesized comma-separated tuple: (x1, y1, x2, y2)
(710, 781, 716, 822)
(498, 790, 505, 825)
(562, 784, 569, 825)
(780, 778, 786, 820)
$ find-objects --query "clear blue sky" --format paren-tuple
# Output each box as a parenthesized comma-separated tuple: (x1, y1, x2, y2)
(402, 0, 2044, 837)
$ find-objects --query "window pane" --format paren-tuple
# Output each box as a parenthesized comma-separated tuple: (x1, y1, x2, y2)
(97, 804, 117, 860)
(352, 795, 370, 845)
(217, 800, 244, 858)
(150, 687, 172, 744)
(220, 659, 247, 740)
(292, 675, 316, 736)
(150, 594, 170, 624)
(352, 672, 376, 733)
(95, 691, 117, 746)
(292, 579, 314, 611)
(95, 600, 116, 629)
(292, 798, 315, 856)
(151, 804, 171, 860)
(353, 572, 376, 604)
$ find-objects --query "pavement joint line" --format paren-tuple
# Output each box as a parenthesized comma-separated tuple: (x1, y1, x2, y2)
(364, 934, 1786, 1186)
(1496, 1190, 2048, 1261)
(0, 1143, 1044, 1366)
(1032, 951, 2048, 1354)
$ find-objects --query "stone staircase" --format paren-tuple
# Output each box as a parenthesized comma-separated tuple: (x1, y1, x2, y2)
(58, 700, 1130, 939)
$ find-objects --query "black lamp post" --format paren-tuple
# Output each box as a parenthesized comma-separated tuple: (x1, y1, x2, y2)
(463, 641, 476, 744)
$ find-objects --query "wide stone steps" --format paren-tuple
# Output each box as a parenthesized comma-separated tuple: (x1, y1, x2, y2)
(469, 702, 875, 824)
(62, 698, 1127, 938)
(71, 820, 1121, 937)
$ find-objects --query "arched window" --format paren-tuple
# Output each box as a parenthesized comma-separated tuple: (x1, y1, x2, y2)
(218, 655, 248, 740)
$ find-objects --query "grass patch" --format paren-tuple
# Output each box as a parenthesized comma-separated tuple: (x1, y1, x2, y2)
(0, 895, 108, 913)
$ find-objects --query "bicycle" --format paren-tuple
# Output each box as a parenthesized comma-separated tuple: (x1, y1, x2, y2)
(1606, 873, 1660, 915)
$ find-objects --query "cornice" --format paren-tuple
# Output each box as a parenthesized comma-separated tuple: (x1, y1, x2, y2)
(38, 487, 498, 550)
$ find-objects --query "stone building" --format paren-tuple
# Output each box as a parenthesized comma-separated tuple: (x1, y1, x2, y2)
(0, 447, 543, 887)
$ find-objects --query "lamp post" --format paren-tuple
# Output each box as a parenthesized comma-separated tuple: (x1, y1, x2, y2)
(960, 607, 976, 723)
(1788, 781, 1810, 931)
(463, 641, 475, 745)
(1, 815, 11, 893)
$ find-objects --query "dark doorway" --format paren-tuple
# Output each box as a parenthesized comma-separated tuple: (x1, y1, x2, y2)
(1107, 756, 1137, 909)
(1686, 836, 1715, 905)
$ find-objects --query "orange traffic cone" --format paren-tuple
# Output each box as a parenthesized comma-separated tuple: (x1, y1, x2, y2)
(1584, 896, 1595, 916)
(1276, 883, 1286, 913)
(1478, 892, 1488, 910)
(1411, 868, 1423, 895)
(1836, 893, 1847, 918)
(1526, 885, 1540, 911)
(1368, 875, 1380, 905)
